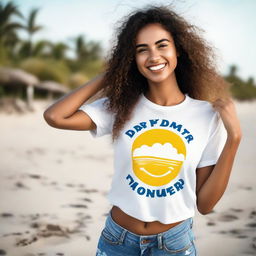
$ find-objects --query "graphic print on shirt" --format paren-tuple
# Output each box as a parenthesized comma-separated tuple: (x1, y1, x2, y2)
(132, 129, 186, 186)
(124, 118, 194, 198)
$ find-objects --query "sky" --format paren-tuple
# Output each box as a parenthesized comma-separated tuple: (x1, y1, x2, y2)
(5, 0, 256, 81)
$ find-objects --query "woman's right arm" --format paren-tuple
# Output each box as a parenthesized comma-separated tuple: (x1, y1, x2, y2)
(43, 73, 105, 131)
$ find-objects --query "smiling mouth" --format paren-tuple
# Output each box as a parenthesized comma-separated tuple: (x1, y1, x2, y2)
(139, 167, 173, 177)
(147, 63, 167, 71)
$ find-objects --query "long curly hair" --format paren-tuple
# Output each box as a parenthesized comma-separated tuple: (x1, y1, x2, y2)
(95, 4, 231, 143)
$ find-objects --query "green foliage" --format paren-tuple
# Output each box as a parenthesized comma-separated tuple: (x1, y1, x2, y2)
(0, 2, 23, 56)
(0, 2, 105, 87)
(0, 2, 23, 40)
(0, 86, 5, 97)
(1, 2, 255, 100)
(20, 58, 70, 84)
(224, 65, 256, 100)
(80, 59, 105, 78)
(68, 72, 89, 89)
(0, 43, 11, 65)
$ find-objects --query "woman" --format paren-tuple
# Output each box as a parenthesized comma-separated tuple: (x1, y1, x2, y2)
(44, 5, 242, 256)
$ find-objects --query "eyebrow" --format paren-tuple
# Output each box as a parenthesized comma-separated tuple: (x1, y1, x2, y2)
(135, 38, 170, 48)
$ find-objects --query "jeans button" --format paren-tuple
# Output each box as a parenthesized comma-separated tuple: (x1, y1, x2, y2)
(141, 239, 151, 244)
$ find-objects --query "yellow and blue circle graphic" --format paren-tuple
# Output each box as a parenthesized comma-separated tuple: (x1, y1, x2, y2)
(132, 129, 186, 186)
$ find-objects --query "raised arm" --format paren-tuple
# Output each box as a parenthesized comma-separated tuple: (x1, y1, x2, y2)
(43, 73, 105, 130)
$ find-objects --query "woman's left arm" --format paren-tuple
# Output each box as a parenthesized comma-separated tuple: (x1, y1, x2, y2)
(196, 98, 242, 214)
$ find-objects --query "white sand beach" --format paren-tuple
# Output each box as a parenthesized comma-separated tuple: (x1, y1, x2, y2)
(0, 98, 255, 256)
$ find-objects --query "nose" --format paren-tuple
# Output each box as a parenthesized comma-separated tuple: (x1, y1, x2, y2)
(148, 49, 161, 63)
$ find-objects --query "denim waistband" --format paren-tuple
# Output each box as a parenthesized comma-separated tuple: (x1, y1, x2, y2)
(104, 209, 193, 249)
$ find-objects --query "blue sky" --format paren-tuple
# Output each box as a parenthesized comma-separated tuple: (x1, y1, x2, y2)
(5, 0, 256, 81)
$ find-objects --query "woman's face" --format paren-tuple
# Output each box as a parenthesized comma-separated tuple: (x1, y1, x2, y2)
(135, 23, 179, 84)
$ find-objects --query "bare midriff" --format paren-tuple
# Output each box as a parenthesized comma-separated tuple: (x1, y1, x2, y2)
(110, 205, 184, 235)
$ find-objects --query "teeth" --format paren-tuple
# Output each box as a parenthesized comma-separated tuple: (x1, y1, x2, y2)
(148, 63, 166, 71)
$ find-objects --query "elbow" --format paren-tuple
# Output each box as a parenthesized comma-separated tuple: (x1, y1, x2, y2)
(197, 198, 214, 215)
(198, 209, 213, 215)
(43, 110, 58, 127)
(197, 205, 214, 215)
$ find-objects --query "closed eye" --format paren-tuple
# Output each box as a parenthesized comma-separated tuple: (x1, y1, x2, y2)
(158, 44, 168, 48)
(136, 44, 168, 53)
(137, 48, 147, 53)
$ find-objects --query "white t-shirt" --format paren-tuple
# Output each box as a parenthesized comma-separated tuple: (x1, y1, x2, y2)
(78, 93, 227, 224)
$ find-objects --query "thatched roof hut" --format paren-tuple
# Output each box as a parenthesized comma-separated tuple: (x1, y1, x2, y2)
(36, 80, 69, 93)
(35, 81, 70, 100)
(0, 67, 39, 110)
(36, 81, 69, 92)
(0, 68, 71, 111)
(0, 67, 39, 85)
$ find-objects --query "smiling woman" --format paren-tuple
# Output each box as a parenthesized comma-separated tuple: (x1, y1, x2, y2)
(43, 4, 242, 256)
(135, 24, 179, 86)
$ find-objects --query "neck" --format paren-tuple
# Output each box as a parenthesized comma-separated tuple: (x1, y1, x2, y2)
(145, 73, 185, 106)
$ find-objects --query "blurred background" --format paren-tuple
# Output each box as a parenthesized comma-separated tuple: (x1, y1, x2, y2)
(0, 0, 256, 109)
(0, 1, 255, 256)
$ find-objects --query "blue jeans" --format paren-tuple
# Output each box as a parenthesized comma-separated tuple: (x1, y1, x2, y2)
(96, 210, 197, 256)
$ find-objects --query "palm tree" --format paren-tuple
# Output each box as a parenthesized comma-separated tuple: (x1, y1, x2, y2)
(0, 2, 23, 57)
(18, 39, 52, 58)
(229, 65, 238, 77)
(74, 35, 88, 61)
(22, 8, 43, 57)
(73, 35, 102, 61)
(51, 42, 69, 60)
(86, 40, 103, 60)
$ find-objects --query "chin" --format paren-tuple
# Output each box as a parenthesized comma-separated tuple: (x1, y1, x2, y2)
(146, 76, 170, 84)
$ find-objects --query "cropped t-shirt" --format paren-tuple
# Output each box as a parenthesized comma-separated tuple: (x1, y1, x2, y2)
(78, 93, 227, 224)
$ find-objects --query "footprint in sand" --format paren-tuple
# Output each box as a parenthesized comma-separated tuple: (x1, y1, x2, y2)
(239, 185, 253, 190)
(76, 212, 92, 219)
(66, 183, 75, 187)
(0, 212, 14, 218)
(252, 237, 256, 250)
(0, 250, 6, 255)
(16, 236, 38, 246)
(229, 229, 244, 235)
(217, 213, 239, 222)
(236, 235, 248, 239)
(63, 204, 88, 209)
(246, 222, 256, 228)
(28, 174, 42, 179)
(15, 181, 30, 189)
(80, 198, 92, 203)
(85, 234, 90, 241)
(218, 228, 248, 239)
(249, 210, 256, 219)
(230, 208, 244, 213)
(2, 232, 23, 237)
(206, 221, 216, 226)
(78, 188, 99, 193)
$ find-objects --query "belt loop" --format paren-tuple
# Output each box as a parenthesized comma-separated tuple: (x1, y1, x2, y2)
(157, 233, 163, 249)
(119, 229, 127, 244)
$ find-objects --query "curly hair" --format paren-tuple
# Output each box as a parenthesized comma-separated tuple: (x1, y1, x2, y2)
(95, 4, 231, 143)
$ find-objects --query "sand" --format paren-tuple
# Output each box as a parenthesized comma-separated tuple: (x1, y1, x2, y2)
(0, 98, 255, 256)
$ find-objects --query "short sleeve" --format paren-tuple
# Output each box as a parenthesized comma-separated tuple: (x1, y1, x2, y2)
(197, 112, 227, 168)
(78, 97, 114, 138)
